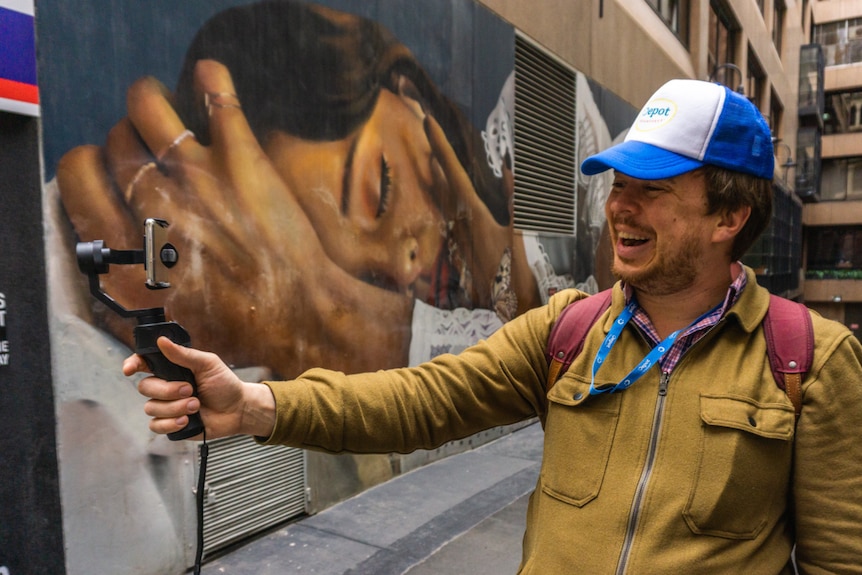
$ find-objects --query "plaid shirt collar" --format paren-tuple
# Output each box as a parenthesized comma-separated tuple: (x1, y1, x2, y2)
(621, 262, 747, 372)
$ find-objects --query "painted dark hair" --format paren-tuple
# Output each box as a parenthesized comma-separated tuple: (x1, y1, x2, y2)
(172, 0, 510, 224)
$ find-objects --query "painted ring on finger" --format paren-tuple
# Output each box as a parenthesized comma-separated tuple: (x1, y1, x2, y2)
(205, 91, 242, 116)
(124, 161, 158, 203)
(155, 129, 197, 163)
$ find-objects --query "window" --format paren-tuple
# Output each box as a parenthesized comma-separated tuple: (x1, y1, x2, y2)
(849, 160, 862, 199)
(795, 127, 821, 201)
(772, 0, 785, 56)
(804, 158, 862, 203)
(769, 90, 784, 142)
(708, 2, 739, 86)
(813, 18, 862, 66)
(824, 90, 862, 134)
(645, 0, 690, 44)
(747, 49, 766, 110)
(820, 159, 848, 201)
(798, 44, 824, 119)
(806, 226, 862, 278)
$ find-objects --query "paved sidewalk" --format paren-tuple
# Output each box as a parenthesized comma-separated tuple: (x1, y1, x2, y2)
(203, 422, 544, 575)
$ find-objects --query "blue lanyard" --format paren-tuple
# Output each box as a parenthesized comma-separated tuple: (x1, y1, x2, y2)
(589, 300, 717, 395)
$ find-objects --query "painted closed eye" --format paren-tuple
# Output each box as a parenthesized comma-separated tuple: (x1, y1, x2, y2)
(377, 156, 392, 218)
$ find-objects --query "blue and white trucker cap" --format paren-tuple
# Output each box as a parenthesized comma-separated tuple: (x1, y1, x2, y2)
(581, 79, 774, 180)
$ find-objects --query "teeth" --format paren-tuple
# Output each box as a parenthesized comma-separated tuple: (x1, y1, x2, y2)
(619, 232, 648, 241)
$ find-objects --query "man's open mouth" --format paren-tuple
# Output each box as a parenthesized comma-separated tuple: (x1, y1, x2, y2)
(619, 232, 649, 247)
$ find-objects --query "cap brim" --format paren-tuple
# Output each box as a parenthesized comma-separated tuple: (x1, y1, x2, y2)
(580, 141, 705, 180)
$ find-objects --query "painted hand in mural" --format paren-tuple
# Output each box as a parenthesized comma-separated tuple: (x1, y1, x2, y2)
(57, 59, 417, 377)
(57, 56, 539, 377)
(423, 111, 519, 313)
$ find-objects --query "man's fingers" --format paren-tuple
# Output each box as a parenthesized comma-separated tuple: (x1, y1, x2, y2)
(155, 336, 212, 373)
(148, 414, 193, 436)
(140, 381, 196, 407)
(122, 353, 148, 377)
(130, 347, 202, 437)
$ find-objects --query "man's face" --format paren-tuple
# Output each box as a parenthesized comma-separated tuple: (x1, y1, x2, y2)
(603, 169, 721, 296)
(264, 88, 447, 299)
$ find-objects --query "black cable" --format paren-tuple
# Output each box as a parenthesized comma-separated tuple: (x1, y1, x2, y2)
(193, 431, 208, 575)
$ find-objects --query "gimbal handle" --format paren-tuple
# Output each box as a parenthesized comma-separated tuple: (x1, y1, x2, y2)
(134, 317, 205, 441)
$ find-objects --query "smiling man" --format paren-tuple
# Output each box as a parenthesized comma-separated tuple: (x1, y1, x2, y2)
(581, 79, 774, 339)
(129, 79, 862, 574)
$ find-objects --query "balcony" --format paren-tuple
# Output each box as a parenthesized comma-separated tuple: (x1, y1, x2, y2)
(804, 275, 862, 303)
(804, 200, 862, 225)
(822, 132, 862, 158)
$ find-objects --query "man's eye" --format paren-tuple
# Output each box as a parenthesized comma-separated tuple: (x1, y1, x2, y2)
(377, 156, 392, 218)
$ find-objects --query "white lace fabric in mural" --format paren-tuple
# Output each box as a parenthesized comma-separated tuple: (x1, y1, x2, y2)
(409, 300, 504, 366)
(482, 72, 514, 178)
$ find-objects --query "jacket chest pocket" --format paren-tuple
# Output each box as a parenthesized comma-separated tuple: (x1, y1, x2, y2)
(540, 385, 622, 507)
(684, 394, 795, 539)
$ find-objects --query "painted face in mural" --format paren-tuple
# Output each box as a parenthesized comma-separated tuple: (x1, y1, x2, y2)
(264, 87, 446, 299)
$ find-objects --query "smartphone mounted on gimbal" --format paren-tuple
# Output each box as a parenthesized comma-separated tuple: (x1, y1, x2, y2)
(76, 218, 204, 440)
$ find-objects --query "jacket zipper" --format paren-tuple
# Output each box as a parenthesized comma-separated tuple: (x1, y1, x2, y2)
(614, 371, 671, 575)
(613, 319, 725, 575)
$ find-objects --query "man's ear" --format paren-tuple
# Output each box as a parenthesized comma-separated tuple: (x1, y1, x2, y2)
(712, 205, 752, 245)
(395, 74, 426, 120)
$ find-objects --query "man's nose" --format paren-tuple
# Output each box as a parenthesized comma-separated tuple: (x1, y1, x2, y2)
(607, 187, 640, 214)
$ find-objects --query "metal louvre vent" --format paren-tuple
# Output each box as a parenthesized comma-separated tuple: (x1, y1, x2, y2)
(200, 435, 306, 556)
(514, 34, 577, 235)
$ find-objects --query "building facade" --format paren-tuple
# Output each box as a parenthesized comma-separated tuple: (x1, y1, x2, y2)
(802, 0, 862, 337)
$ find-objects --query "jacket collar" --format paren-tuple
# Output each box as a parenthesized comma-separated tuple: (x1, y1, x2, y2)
(602, 264, 770, 335)
(723, 265, 771, 334)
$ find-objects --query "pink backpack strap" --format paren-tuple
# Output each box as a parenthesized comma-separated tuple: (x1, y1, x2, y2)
(545, 290, 813, 417)
(763, 295, 814, 418)
(546, 289, 612, 390)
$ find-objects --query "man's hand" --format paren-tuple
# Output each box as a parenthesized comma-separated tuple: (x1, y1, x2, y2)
(124, 337, 276, 439)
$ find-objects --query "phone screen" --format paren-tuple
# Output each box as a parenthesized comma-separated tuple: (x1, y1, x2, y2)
(145, 218, 172, 289)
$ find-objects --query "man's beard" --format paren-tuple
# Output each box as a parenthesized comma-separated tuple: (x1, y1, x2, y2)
(612, 230, 703, 296)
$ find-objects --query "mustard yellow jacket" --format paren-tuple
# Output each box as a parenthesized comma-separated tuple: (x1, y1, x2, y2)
(263, 268, 862, 574)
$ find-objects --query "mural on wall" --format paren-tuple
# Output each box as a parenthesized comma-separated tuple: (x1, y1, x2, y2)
(49, 0, 527, 377)
(37, 0, 628, 571)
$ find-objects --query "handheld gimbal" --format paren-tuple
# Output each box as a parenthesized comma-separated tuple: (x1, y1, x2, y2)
(76, 218, 204, 441)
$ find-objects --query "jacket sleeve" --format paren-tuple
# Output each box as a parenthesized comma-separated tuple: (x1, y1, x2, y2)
(792, 317, 862, 573)
(258, 290, 585, 453)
